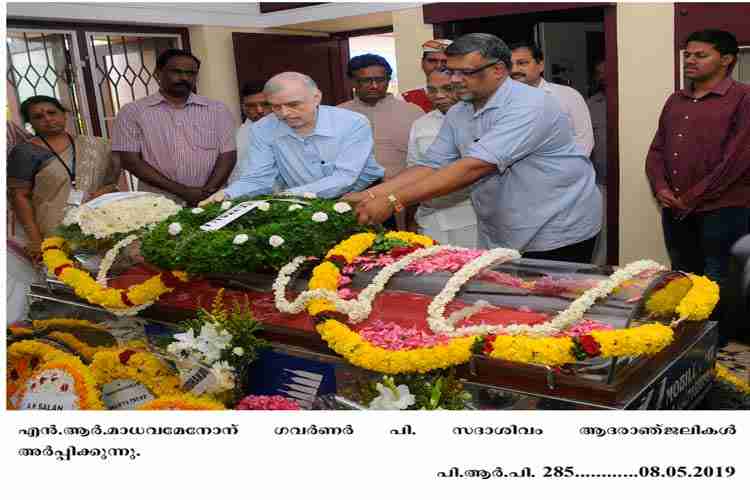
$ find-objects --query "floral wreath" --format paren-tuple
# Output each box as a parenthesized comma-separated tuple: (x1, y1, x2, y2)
(273, 232, 719, 373)
(9, 343, 104, 410)
(89, 348, 182, 399)
(42, 236, 189, 316)
(137, 394, 225, 410)
(139, 195, 366, 275)
(8, 340, 71, 406)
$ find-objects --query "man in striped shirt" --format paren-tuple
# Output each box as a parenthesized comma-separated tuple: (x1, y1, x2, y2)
(112, 49, 237, 206)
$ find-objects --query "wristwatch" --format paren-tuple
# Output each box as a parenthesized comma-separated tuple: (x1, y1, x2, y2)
(387, 193, 405, 213)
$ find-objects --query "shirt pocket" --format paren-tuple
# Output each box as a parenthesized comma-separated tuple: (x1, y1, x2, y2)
(189, 125, 219, 151)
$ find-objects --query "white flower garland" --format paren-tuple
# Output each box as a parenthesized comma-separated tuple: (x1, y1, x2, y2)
(274, 245, 452, 323)
(70, 195, 181, 239)
(428, 258, 665, 338)
(426, 248, 520, 334)
(273, 238, 666, 340)
(95, 234, 140, 286)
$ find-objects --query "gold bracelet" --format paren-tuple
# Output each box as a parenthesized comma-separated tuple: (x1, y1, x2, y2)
(367, 191, 376, 200)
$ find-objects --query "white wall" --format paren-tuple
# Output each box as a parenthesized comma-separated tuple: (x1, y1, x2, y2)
(617, 3, 673, 265)
(392, 7, 434, 93)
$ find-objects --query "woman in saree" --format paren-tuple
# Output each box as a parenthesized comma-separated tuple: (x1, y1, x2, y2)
(7, 95, 120, 261)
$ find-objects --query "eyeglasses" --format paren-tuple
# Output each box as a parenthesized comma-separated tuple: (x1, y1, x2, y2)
(354, 77, 389, 86)
(443, 60, 499, 78)
(424, 57, 447, 65)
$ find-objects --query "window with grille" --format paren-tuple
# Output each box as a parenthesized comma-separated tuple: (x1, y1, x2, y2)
(6, 21, 187, 139)
(86, 33, 181, 138)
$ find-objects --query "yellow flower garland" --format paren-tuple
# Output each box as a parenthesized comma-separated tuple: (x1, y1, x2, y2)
(46, 331, 118, 363)
(90, 349, 182, 398)
(10, 352, 104, 410)
(316, 319, 476, 374)
(645, 276, 694, 318)
(137, 395, 225, 410)
(715, 363, 750, 395)
(676, 274, 720, 322)
(302, 232, 719, 372)
(8, 340, 71, 407)
(32, 318, 108, 332)
(41, 236, 189, 313)
(310, 232, 479, 374)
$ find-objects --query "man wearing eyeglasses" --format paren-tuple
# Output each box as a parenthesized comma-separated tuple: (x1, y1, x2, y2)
(346, 33, 602, 263)
(199, 72, 383, 205)
(402, 39, 453, 113)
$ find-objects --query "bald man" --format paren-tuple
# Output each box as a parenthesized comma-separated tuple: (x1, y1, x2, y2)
(201, 72, 383, 204)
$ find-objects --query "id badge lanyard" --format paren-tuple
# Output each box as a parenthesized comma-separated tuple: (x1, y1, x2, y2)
(38, 133, 83, 205)
(38, 133, 77, 188)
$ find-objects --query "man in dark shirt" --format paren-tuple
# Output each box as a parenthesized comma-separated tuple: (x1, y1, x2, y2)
(645, 29, 750, 344)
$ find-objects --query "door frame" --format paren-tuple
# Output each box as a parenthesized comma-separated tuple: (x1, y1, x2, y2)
(425, 3, 620, 264)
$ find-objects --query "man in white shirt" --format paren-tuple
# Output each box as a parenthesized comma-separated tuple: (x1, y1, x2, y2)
(230, 80, 272, 184)
(407, 70, 478, 247)
(510, 42, 594, 156)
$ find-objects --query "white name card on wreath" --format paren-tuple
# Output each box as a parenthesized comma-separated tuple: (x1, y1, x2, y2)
(200, 201, 260, 231)
(101, 378, 155, 410)
(18, 368, 80, 410)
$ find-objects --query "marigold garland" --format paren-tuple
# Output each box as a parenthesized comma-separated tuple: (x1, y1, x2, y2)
(308, 232, 478, 373)
(137, 395, 225, 410)
(316, 319, 476, 374)
(90, 348, 182, 398)
(715, 363, 750, 395)
(675, 274, 720, 322)
(297, 232, 718, 372)
(10, 354, 104, 410)
(41, 236, 189, 315)
(8, 340, 71, 406)
(644, 276, 694, 318)
(47, 331, 119, 363)
(32, 318, 108, 333)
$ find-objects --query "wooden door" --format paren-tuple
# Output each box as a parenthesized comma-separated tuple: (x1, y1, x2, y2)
(232, 33, 351, 106)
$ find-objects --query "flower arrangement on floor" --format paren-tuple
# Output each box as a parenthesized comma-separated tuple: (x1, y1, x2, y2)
(90, 348, 183, 399)
(139, 195, 368, 274)
(41, 236, 190, 315)
(137, 394, 225, 410)
(163, 290, 270, 403)
(8, 340, 104, 410)
(272, 231, 720, 374)
(343, 370, 473, 410)
(235, 395, 301, 410)
(715, 362, 750, 396)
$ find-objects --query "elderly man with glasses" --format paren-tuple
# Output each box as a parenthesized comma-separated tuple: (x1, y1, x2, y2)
(346, 33, 602, 263)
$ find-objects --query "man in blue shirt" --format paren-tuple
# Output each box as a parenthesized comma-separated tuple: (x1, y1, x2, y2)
(200, 72, 383, 204)
(347, 33, 601, 262)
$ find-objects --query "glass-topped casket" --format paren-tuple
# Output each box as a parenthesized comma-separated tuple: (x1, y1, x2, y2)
(30, 252, 718, 410)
